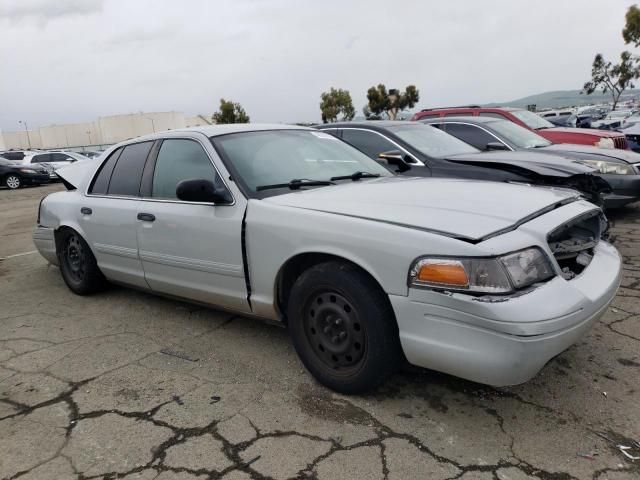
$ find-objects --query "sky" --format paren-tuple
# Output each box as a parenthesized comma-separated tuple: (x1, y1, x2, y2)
(0, 0, 637, 131)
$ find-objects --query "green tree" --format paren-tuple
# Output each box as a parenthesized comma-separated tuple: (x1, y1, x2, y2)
(212, 98, 250, 124)
(319, 88, 355, 123)
(623, 4, 640, 47)
(582, 52, 638, 110)
(364, 84, 419, 120)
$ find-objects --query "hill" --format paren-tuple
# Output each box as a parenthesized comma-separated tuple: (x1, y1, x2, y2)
(484, 89, 640, 109)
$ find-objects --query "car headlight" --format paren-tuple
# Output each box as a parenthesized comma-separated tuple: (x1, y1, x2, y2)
(18, 168, 36, 174)
(409, 247, 555, 294)
(594, 138, 615, 149)
(578, 159, 636, 175)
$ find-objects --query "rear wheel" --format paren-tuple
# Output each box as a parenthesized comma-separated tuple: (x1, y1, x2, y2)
(5, 174, 21, 189)
(287, 261, 402, 394)
(58, 229, 107, 295)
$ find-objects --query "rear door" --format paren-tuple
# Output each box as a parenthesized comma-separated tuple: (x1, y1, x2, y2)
(135, 136, 250, 312)
(80, 142, 153, 288)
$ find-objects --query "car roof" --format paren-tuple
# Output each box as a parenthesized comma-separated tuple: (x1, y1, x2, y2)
(419, 106, 521, 112)
(178, 123, 310, 137)
(318, 120, 423, 129)
(421, 116, 498, 124)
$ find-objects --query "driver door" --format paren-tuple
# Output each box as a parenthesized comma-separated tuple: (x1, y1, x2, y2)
(135, 137, 250, 313)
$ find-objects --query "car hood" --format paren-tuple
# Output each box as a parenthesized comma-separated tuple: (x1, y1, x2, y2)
(544, 127, 623, 138)
(264, 177, 580, 241)
(443, 150, 595, 176)
(540, 143, 640, 164)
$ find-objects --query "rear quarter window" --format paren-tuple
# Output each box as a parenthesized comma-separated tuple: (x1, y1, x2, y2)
(106, 142, 153, 196)
(89, 148, 122, 195)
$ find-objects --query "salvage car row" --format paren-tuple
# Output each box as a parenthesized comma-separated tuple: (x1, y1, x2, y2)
(0, 149, 101, 189)
(32, 120, 626, 393)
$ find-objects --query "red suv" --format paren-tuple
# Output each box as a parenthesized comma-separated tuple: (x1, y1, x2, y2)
(411, 106, 629, 150)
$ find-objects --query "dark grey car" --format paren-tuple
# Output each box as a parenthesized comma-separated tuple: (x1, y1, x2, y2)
(421, 116, 640, 208)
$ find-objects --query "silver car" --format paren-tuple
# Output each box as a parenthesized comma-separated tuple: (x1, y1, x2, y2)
(33, 125, 621, 393)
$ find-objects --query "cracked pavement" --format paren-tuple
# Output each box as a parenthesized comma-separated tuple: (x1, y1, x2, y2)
(1, 184, 639, 480)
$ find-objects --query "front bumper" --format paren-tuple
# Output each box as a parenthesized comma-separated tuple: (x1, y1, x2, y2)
(33, 226, 58, 265)
(390, 241, 621, 386)
(600, 173, 640, 208)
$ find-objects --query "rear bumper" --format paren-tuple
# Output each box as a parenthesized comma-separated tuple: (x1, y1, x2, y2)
(33, 226, 58, 265)
(390, 241, 621, 386)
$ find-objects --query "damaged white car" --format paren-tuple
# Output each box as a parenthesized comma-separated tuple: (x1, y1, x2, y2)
(33, 125, 622, 393)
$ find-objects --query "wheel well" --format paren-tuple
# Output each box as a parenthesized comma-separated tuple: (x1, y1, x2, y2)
(53, 226, 88, 256)
(276, 253, 391, 324)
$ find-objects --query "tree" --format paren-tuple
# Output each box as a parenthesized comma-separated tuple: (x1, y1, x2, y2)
(582, 52, 638, 110)
(212, 98, 250, 124)
(364, 84, 419, 120)
(623, 4, 640, 47)
(319, 88, 355, 123)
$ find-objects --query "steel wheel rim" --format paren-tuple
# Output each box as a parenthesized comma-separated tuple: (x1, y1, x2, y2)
(6, 176, 19, 189)
(303, 291, 366, 371)
(64, 234, 86, 282)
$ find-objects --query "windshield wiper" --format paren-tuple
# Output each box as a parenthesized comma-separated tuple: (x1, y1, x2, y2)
(256, 178, 335, 192)
(330, 171, 381, 181)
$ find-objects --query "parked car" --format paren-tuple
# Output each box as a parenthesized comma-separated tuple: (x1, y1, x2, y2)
(420, 116, 640, 208)
(316, 121, 610, 205)
(33, 125, 621, 392)
(18, 151, 89, 180)
(0, 157, 50, 189)
(592, 110, 635, 130)
(411, 106, 629, 149)
(547, 114, 593, 129)
(0, 149, 41, 162)
(622, 123, 640, 153)
(78, 150, 103, 159)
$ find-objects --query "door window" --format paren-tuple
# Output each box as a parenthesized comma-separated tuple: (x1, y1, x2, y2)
(107, 142, 153, 196)
(151, 139, 218, 200)
(479, 112, 508, 119)
(340, 129, 397, 159)
(50, 153, 73, 162)
(443, 124, 499, 150)
(31, 154, 51, 163)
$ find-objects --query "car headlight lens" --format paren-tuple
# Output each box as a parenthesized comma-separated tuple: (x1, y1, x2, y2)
(409, 248, 555, 294)
(18, 168, 35, 174)
(578, 159, 636, 175)
(594, 138, 615, 149)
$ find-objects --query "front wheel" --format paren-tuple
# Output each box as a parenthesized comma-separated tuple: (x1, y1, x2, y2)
(58, 229, 107, 295)
(5, 175, 21, 189)
(287, 261, 402, 394)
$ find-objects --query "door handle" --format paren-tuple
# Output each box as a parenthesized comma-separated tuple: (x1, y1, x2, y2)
(80, 207, 92, 215)
(137, 213, 156, 222)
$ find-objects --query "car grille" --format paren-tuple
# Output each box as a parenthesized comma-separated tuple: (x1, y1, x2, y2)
(613, 136, 629, 149)
(547, 211, 605, 280)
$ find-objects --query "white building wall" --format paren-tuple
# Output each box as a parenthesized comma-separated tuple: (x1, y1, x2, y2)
(1, 111, 187, 150)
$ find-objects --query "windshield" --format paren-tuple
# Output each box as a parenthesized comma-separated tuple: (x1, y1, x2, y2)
(489, 120, 551, 149)
(511, 110, 555, 130)
(389, 124, 479, 158)
(211, 130, 391, 195)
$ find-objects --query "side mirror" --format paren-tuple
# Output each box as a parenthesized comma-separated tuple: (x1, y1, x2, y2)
(377, 150, 412, 173)
(176, 179, 231, 204)
(485, 142, 509, 151)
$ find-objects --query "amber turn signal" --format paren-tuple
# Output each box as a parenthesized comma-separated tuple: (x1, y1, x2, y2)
(415, 260, 469, 287)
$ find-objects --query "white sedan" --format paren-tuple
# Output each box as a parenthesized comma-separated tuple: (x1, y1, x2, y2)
(33, 125, 621, 393)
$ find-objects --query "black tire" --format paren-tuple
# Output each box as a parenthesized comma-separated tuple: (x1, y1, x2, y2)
(287, 261, 402, 394)
(5, 174, 21, 189)
(58, 229, 107, 295)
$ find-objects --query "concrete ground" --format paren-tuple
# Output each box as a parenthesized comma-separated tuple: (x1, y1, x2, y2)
(0, 183, 639, 480)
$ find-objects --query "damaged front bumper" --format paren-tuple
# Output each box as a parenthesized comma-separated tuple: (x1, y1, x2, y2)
(390, 240, 621, 386)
